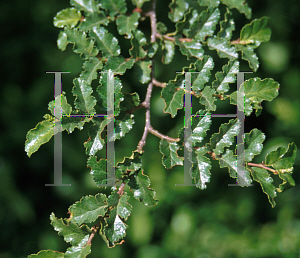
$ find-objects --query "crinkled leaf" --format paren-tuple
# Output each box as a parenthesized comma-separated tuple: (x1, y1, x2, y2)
(159, 139, 183, 169)
(50, 213, 91, 246)
(128, 169, 158, 206)
(68, 194, 108, 226)
(105, 56, 135, 75)
(64, 27, 98, 58)
(88, 156, 111, 186)
(99, 0, 127, 16)
(72, 77, 97, 114)
(48, 92, 72, 116)
(70, 0, 99, 14)
(80, 57, 103, 84)
(220, 0, 251, 19)
(210, 119, 240, 155)
(207, 36, 238, 60)
(228, 89, 252, 115)
(161, 82, 184, 118)
(240, 17, 271, 46)
(162, 40, 175, 64)
(243, 129, 265, 162)
(157, 21, 167, 34)
(174, 7, 197, 36)
(277, 172, 296, 193)
(199, 86, 216, 111)
(65, 244, 91, 257)
(198, 0, 220, 7)
(235, 44, 259, 72)
(28, 250, 64, 258)
(187, 7, 220, 42)
(54, 8, 81, 28)
(146, 42, 158, 58)
(175, 38, 204, 60)
(116, 12, 140, 38)
(100, 192, 132, 247)
(191, 56, 214, 92)
(129, 30, 147, 59)
(219, 149, 253, 186)
(131, 0, 151, 8)
(115, 151, 143, 180)
(79, 11, 110, 30)
(190, 147, 212, 189)
(135, 60, 152, 84)
(57, 31, 68, 51)
(25, 120, 54, 157)
(168, 0, 189, 22)
(217, 8, 235, 39)
(91, 26, 121, 57)
(109, 112, 135, 141)
(249, 167, 276, 208)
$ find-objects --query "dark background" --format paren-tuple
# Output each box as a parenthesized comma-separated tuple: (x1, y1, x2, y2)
(1, 0, 300, 257)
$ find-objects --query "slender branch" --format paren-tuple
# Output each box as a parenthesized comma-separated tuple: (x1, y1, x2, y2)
(247, 163, 279, 174)
(156, 32, 192, 42)
(86, 220, 101, 246)
(153, 79, 166, 88)
(148, 126, 180, 142)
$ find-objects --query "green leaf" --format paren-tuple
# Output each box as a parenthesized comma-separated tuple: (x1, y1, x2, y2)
(70, 0, 99, 14)
(168, 0, 189, 22)
(146, 42, 158, 58)
(100, 192, 132, 247)
(116, 12, 140, 38)
(157, 22, 168, 34)
(220, 0, 251, 19)
(105, 56, 135, 75)
(207, 36, 238, 60)
(210, 119, 240, 155)
(25, 120, 54, 157)
(173, 7, 197, 36)
(235, 44, 259, 72)
(72, 77, 97, 114)
(175, 38, 204, 60)
(115, 151, 143, 179)
(217, 8, 235, 40)
(84, 118, 108, 156)
(190, 147, 212, 189)
(64, 27, 99, 58)
(212, 60, 239, 94)
(57, 31, 68, 51)
(128, 169, 158, 206)
(80, 57, 103, 84)
(219, 149, 253, 186)
(199, 86, 216, 111)
(198, 0, 220, 7)
(91, 26, 121, 57)
(28, 250, 64, 258)
(99, 0, 127, 16)
(249, 167, 276, 208)
(48, 92, 72, 116)
(187, 7, 220, 42)
(68, 194, 108, 226)
(88, 156, 110, 186)
(79, 11, 110, 30)
(54, 8, 81, 28)
(129, 30, 147, 59)
(162, 40, 175, 64)
(135, 60, 152, 84)
(244, 129, 265, 162)
(50, 213, 91, 245)
(65, 244, 91, 257)
(159, 139, 183, 169)
(61, 116, 89, 134)
(111, 111, 135, 141)
(240, 17, 271, 46)
(161, 82, 185, 118)
(191, 56, 214, 92)
(131, 0, 151, 8)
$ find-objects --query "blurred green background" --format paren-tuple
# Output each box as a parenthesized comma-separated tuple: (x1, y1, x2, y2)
(1, 0, 300, 257)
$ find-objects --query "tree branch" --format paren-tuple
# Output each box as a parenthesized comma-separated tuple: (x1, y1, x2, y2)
(247, 162, 279, 175)
(156, 32, 193, 42)
(148, 126, 180, 142)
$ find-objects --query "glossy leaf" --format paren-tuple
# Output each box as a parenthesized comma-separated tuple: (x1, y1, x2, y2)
(128, 169, 158, 206)
(162, 40, 175, 64)
(168, 0, 189, 22)
(79, 11, 110, 30)
(187, 7, 220, 42)
(244, 129, 265, 162)
(191, 56, 214, 92)
(190, 147, 212, 189)
(48, 92, 72, 116)
(50, 213, 91, 245)
(240, 17, 271, 46)
(207, 36, 238, 60)
(68, 194, 108, 226)
(198, 0, 220, 7)
(111, 112, 135, 141)
(87, 156, 113, 186)
(115, 151, 143, 179)
(104, 56, 135, 75)
(54, 8, 81, 28)
(129, 30, 147, 59)
(99, 0, 127, 16)
(249, 167, 276, 208)
(57, 31, 68, 51)
(72, 77, 97, 114)
(131, 0, 151, 8)
(80, 57, 103, 84)
(135, 60, 152, 84)
(116, 12, 140, 38)
(64, 27, 98, 58)
(210, 119, 240, 155)
(100, 192, 132, 247)
(220, 0, 251, 19)
(199, 86, 217, 111)
(91, 26, 121, 57)
(28, 250, 64, 258)
(161, 82, 185, 118)
(235, 44, 259, 72)
(70, 0, 99, 14)
(65, 244, 91, 257)
(159, 139, 184, 169)
(175, 38, 204, 60)
(212, 60, 239, 94)
(217, 8, 235, 39)
(219, 149, 253, 186)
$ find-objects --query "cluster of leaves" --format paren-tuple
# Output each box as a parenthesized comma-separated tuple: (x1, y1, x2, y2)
(25, 0, 297, 257)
